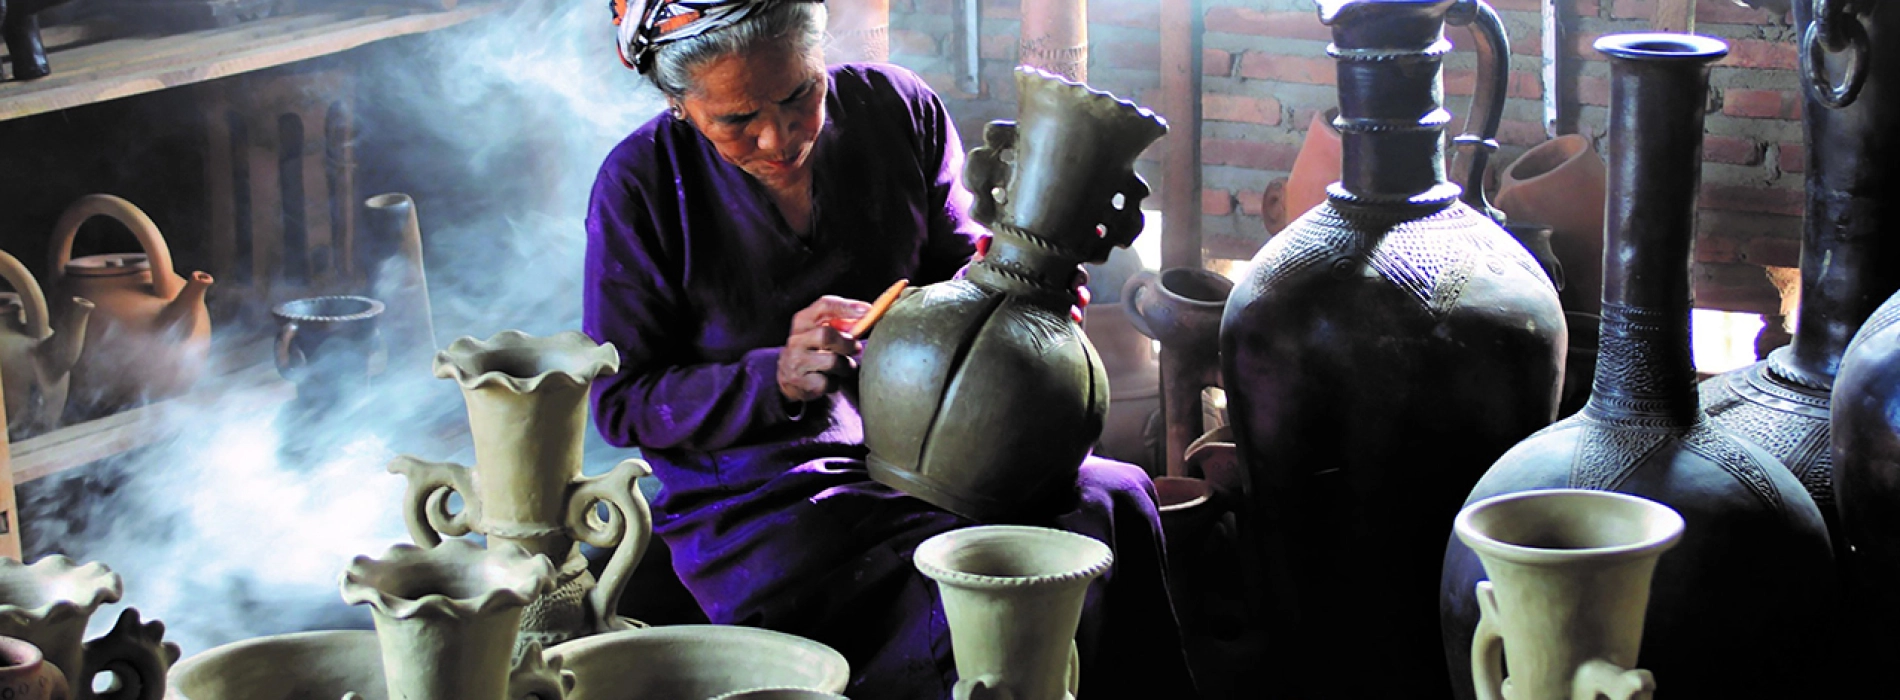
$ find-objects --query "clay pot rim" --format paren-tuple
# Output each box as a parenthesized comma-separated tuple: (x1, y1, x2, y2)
(710, 687, 849, 700)
(544, 624, 851, 692)
(338, 539, 556, 621)
(273, 295, 386, 324)
(64, 253, 153, 278)
(168, 629, 377, 697)
(0, 556, 124, 628)
(1500, 134, 1596, 190)
(1154, 476, 1212, 512)
(914, 525, 1113, 590)
(0, 634, 47, 672)
(1454, 489, 1684, 566)
(433, 330, 621, 393)
(1594, 32, 1730, 63)
(1016, 66, 1169, 138)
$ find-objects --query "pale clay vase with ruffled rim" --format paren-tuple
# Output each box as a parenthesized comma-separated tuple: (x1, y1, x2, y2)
(915, 525, 1113, 700)
(390, 330, 655, 653)
(545, 625, 850, 700)
(0, 556, 177, 700)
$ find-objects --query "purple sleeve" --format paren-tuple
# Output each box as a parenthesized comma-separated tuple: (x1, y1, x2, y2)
(582, 166, 796, 452)
(910, 80, 985, 284)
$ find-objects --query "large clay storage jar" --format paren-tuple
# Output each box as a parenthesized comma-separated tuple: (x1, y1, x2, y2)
(859, 68, 1167, 521)
(46, 194, 213, 415)
(1441, 33, 1839, 700)
(1494, 133, 1608, 317)
(1835, 292, 1900, 664)
(0, 249, 91, 438)
(1217, 0, 1564, 695)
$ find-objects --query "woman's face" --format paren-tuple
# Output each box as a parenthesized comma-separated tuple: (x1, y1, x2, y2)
(677, 41, 828, 190)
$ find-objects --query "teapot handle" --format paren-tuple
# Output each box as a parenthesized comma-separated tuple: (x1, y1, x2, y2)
(1471, 581, 1508, 700)
(1447, 0, 1509, 222)
(81, 608, 181, 700)
(0, 248, 51, 339)
(48, 195, 180, 299)
(566, 458, 656, 632)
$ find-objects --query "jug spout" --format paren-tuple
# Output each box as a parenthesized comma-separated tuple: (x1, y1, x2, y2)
(156, 271, 213, 337)
(40, 297, 93, 376)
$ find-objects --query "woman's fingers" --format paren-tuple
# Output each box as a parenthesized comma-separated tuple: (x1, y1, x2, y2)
(778, 325, 863, 401)
(792, 295, 874, 335)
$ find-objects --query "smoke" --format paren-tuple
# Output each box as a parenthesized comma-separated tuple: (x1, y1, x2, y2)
(19, 1, 666, 657)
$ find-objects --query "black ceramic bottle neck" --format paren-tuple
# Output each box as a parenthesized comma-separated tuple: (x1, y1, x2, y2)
(1320, 0, 1465, 208)
(1781, 0, 1900, 388)
(1586, 34, 1728, 426)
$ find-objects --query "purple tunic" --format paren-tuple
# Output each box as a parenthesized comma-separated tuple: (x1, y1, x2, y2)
(583, 63, 1194, 699)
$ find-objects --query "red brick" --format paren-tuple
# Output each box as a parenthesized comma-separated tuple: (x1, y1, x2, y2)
(1720, 39, 1799, 70)
(1202, 139, 1301, 171)
(1779, 142, 1806, 173)
(1695, 232, 1742, 263)
(1498, 120, 1549, 148)
(1703, 135, 1762, 165)
(1721, 88, 1798, 119)
(1742, 235, 1802, 267)
(890, 29, 938, 56)
(1578, 75, 1612, 107)
(1094, 1, 1160, 27)
(1573, 32, 1607, 58)
(1578, 0, 1602, 14)
(980, 0, 1018, 20)
(1695, 262, 1781, 314)
(1203, 9, 1332, 42)
(980, 34, 1015, 60)
(1237, 52, 1336, 85)
(1239, 190, 1267, 217)
(1206, 233, 1267, 261)
(1204, 189, 1234, 216)
(1205, 48, 1234, 77)
(1698, 0, 1788, 25)
(1444, 69, 1542, 100)
(1205, 93, 1283, 125)
(1700, 184, 1804, 217)
(1098, 41, 1160, 71)
(1610, 0, 1653, 20)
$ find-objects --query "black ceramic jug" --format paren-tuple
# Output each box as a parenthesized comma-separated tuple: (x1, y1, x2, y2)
(1217, 0, 1564, 695)
(1441, 33, 1838, 700)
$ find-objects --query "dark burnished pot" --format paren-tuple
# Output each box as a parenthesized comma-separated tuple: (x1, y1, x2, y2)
(859, 68, 1167, 521)
(1442, 34, 1839, 700)
(1835, 293, 1900, 660)
(1218, 0, 1564, 696)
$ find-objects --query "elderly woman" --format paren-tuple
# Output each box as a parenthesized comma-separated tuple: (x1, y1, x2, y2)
(583, 0, 1196, 697)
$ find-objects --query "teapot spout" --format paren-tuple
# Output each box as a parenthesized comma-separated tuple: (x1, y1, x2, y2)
(157, 271, 214, 337)
(41, 296, 94, 375)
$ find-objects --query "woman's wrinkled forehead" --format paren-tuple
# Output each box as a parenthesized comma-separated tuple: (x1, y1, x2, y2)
(681, 40, 824, 113)
(615, 0, 821, 72)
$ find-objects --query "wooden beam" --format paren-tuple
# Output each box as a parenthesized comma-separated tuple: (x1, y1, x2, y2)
(1157, 0, 1204, 477)
(1653, 0, 1696, 32)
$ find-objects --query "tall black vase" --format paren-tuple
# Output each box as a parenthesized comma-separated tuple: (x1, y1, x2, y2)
(1217, 0, 1564, 695)
(1440, 33, 1838, 699)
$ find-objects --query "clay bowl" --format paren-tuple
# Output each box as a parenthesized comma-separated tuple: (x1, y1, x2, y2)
(168, 630, 382, 699)
(549, 625, 850, 700)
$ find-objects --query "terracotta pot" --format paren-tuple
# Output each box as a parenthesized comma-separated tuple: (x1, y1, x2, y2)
(0, 249, 91, 439)
(1836, 292, 1900, 661)
(358, 194, 437, 381)
(914, 526, 1110, 700)
(1495, 134, 1608, 316)
(826, 0, 890, 63)
(546, 626, 849, 700)
(1282, 108, 1341, 227)
(0, 557, 177, 700)
(1221, 1, 1564, 695)
(390, 330, 654, 653)
(1443, 34, 1837, 700)
(0, 636, 68, 700)
(46, 194, 213, 415)
(860, 69, 1166, 521)
(1018, 0, 1086, 81)
(1456, 490, 1682, 700)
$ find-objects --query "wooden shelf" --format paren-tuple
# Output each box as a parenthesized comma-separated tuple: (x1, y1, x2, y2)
(0, 2, 500, 122)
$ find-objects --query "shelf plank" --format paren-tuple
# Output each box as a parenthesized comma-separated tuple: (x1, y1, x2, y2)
(0, 3, 499, 122)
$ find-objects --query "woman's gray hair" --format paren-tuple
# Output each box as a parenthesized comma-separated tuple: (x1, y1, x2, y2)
(648, 1, 829, 99)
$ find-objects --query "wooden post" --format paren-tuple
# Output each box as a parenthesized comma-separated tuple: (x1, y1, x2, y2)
(1653, 0, 1696, 32)
(0, 382, 20, 559)
(1158, 0, 1204, 476)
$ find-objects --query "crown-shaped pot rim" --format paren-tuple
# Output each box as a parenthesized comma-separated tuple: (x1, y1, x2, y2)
(0, 556, 125, 628)
(433, 330, 620, 393)
(915, 525, 1113, 591)
(338, 539, 556, 621)
(1015, 67, 1169, 140)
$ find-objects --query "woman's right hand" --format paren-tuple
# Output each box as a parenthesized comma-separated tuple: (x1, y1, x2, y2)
(779, 295, 873, 402)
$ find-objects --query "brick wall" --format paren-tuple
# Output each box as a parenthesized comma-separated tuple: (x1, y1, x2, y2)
(887, 0, 1804, 314)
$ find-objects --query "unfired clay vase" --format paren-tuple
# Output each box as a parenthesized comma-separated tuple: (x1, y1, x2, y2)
(390, 330, 654, 653)
(0, 556, 177, 700)
(0, 249, 91, 438)
(1494, 134, 1608, 317)
(914, 525, 1111, 700)
(1456, 490, 1683, 700)
(0, 636, 68, 700)
(711, 690, 849, 700)
(358, 194, 438, 380)
(545, 626, 849, 700)
(47, 195, 213, 414)
(339, 540, 573, 700)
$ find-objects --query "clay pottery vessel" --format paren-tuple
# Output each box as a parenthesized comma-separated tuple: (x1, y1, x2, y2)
(1017, 0, 1086, 80)
(167, 631, 381, 700)
(0, 557, 177, 700)
(1442, 34, 1838, 700)
(0, 636, 67, 700)
(914, 525, 1111, 700)
(340, 539, 574, 700)
(546, 625, 849, 700)
(826, 0, 889, 62)
(1282, 108, 1342, 225)
(1560, 311, 1600, 418)
(1495, 134, 1608, 316)
(389, 330, 655, 652)
(1220, 1, 1563, 694)
(860, 69, 1166, 521)
(1456, 490, 1682, 700)
(358, 194, 438, 381)
(1125, 268, 1231, 477)
(711, 690, 849, 700)
(272, 295, 385, 402)
(1836, 292, 1900, 660)
(0, 249, 91, 438)
(1155, 475, 1221, 632)
(1083, 248, 1162, 474)
(47, 194, 213, 415)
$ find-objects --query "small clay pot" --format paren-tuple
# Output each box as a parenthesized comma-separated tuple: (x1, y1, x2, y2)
(0, 636, 68, 700)
(1495, 134, 1608, 316)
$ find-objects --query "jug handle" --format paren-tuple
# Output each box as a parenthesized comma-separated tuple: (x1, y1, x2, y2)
(387, 455, 479, 547)
(1471, 581, 1508, 700)
(0, 250, 51, 339)
(80, 608, 181, 700)
(1067, 639, 1080, 697)
(1573, 659, 1657, 700)
(1121, 269, 1161, 341)
(509, 642, 578, 700)
(276, 321, 306, 375)
(48, 195, 181, 299)
(566, 458, 656, 632)
(952, 677, 1014, 700)
(1447, 0, 1509, 223)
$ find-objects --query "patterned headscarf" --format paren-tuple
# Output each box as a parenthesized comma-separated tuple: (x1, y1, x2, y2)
(612, 0, 822, 73)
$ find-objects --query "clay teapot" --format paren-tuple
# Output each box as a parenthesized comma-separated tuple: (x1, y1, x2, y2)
(0, 249, 91, 438)
(47, 195, 213, 415)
